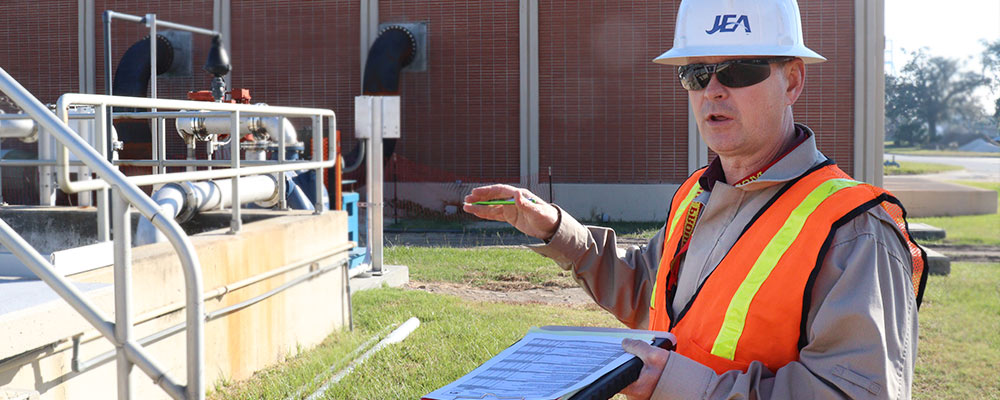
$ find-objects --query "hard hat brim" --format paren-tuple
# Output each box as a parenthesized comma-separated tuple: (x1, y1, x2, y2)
(652, 45, 827, 65)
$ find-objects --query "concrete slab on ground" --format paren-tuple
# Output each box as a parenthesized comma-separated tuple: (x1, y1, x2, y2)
(349, 264, 409, 294)
(923, 246, 951, 276)
(884, 176, 997, 217)
(908, 222, 946, 241)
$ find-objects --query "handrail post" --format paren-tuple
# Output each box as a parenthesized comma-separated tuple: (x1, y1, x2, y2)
(96, 104, 111, 241)
(112, 187, 135, 399)
(230, 110, 241, 233)
(312, 115, 323, 213)
(278, 117, 287, 210)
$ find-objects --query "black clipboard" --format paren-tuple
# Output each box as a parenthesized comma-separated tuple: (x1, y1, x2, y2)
(567, 336, 676, 400)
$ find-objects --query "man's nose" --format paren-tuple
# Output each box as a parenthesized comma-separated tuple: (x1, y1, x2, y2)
(702, 74, 728, 100)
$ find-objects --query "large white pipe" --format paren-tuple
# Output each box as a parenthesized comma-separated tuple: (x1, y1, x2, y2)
(176, 115, 300, 145)
(0, 116, 38, 142)
(135, 175, 279, 245)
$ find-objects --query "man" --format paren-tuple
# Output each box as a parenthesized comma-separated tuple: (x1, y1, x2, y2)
(464, 0, 926, 399)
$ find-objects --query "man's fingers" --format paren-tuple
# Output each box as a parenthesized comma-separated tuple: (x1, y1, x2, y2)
(462, 204, 508, 222)
(466, 184, 520, 202)
(619, 338, 670, 398)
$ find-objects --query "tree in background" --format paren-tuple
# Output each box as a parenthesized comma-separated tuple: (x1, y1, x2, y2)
(885, 49, 989, 146)
(982, 39, 1000, 134)
(886, 75, 927, 145)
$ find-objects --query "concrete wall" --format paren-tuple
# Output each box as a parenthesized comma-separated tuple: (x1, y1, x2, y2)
(884, 177, 999, 217)
(388, 181, 680, 222)
(0, 210, 351, 399)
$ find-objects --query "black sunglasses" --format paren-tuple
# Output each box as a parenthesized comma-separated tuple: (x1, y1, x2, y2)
(677, 57, 794, 91)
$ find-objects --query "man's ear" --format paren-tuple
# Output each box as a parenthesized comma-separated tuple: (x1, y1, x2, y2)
(783, 58, 805, 105)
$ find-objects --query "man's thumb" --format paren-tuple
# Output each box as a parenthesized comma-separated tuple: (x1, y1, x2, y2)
(622, 338, 653, 359)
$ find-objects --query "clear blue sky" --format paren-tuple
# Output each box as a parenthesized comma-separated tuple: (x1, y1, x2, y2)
(884, 0, 1000, 110)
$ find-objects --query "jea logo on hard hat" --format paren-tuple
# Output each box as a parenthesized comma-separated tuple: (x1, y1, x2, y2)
(705, 14, 751, 34)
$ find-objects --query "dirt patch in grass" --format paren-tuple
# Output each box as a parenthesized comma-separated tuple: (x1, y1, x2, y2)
(406, 281, 597, 308)
(925, 244, 1000, 263)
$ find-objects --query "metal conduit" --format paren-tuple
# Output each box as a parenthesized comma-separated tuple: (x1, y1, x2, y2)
(73, 247, 351, 373)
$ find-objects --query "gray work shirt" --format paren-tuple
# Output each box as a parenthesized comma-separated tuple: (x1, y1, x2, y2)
(530, 125, 918, 399)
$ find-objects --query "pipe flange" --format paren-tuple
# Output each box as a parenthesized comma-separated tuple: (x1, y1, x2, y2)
(378, 25, 418, 66)
(173, 181, 200, 223)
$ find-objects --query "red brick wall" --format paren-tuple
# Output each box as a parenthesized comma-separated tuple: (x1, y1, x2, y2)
(230, 0, 359, 133)
(538, 1, 688, 184)
(798, 0, 856, 177)
(0, 0, 857, 200)
(0, 1, 78, 204)
(539, 0, 856, 184)
(380, 0, 522, 183)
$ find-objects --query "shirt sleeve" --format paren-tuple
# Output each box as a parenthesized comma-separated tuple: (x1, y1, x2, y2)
(650, 208, 919, 399)
(528, 205, 666, 329)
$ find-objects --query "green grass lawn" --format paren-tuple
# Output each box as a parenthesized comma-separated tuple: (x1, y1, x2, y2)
(883, 161, 963, 175)
(386, 246, 576, 288)
(211, 244, 1000, 399)
(912, 181, 1000, 246)
(885, 146, 1000, 158)
(914, 262, 1000, 400)
(210, 288, 621, 399)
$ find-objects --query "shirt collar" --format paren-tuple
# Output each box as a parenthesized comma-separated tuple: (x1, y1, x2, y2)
(698, 124, 825, 192)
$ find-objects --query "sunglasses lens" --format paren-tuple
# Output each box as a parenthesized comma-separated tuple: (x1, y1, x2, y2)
(679, 66, 712, 90)
(678, 59, 782, 90)
(717, 62, 772, 88)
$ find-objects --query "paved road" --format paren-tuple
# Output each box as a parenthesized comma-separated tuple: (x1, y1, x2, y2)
(884, 153, 1000, 181)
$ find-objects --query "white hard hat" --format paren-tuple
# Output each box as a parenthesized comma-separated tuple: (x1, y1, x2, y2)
(653, 0, 826, 65)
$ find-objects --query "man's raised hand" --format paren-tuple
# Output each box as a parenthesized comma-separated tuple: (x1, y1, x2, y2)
(462, 184, 559, 240)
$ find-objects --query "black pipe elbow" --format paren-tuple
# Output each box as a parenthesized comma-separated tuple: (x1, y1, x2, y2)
(112, 35, 175, 143)
(362, 26, 417, 95)
(112, 34, 175, 98)
(349, 26, 417, 169)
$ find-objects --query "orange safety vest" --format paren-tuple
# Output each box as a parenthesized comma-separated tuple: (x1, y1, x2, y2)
(648, 161, 927, 374)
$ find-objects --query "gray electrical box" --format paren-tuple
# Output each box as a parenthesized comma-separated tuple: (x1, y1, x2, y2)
(378, 21, 428, 72)
(355, 96, 401, 139)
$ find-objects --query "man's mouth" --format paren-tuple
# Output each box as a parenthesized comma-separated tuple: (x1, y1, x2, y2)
(708, 114, 732, 122)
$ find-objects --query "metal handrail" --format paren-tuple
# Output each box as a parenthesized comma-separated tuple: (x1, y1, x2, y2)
(0, 68, 339, 400)
(0, 67, 202, 399)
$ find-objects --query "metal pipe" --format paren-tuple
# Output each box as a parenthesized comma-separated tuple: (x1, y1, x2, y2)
(0, 159, 87, 167)
(55, 93, 335, 194)
(103, 10, 114, 166)
(175, 115, 300, 144)
(0, 115, 38, 141)
(230, 111, 241, 233)
(0, 114, 97, 120)
(312, 116, 323, 213)
(96, 104, 110, 242)
(122, 340, 186, 400)
(76, 253, 350, 374)
(113, 190, 135, 398)
(115, 111, 232, 119)
(118, 159, 305, 167)
(0, 68, 205, 400)
(278, 118, 287, 210)
(0, 158, 315, 168)
(147, 14, 161, 176)
(106, 10, 219, 37)
(135, 175, 279, 245)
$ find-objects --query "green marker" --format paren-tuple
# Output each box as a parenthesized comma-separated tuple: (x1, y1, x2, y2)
(469, 197, 539, 205)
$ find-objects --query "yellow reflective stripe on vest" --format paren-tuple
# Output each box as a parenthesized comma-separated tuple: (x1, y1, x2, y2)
(710, 178, 861, 360)
(650, 182, 704, 309)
